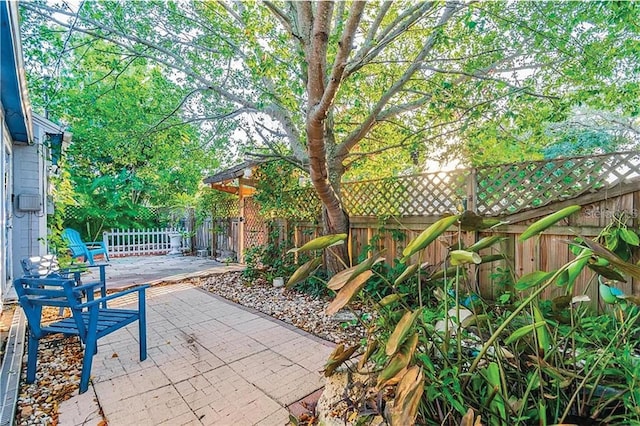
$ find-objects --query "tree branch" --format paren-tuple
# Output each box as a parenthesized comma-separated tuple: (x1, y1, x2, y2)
(361, 1, 392, 49)
(421, 65, 561, 100)
(310, 1, 366, 121)
(264, 1, 294, 34)
(337, 1, 464, 158)
(346, 2, 436, 77)
(294, 1, 313, 51)
(21, 2, 258, 110)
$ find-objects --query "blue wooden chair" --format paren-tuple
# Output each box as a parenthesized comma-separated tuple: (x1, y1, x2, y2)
(14, 276, 148, 393)
(61, 228, 110, 265)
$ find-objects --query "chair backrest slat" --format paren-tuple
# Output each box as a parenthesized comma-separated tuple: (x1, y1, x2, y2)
(62, 228, 87, 257)
(21, 255, 61, 277)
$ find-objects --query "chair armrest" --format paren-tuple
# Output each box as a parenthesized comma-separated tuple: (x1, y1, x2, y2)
(64, 263, 109, 271)
(83, 263, 109, 268)
(62, 264, 109, 278)
(19, 277, 76, 287)
(85, 241, 107, 248)
(73, 282, 106, 293)
(77, 284, 150, 309)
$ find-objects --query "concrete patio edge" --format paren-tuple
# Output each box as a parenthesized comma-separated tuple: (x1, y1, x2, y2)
(195, 288, 335, 349)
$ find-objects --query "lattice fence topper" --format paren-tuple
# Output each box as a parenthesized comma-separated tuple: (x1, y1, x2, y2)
(63, 205, 162, 221)
(212, 151, 638, 220)
(475, 151, 640, 215)
(342, 170, 469, 217)
(276, 187, 321, 221)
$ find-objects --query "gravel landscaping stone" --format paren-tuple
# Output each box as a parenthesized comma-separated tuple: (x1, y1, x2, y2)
(198, 272, 368, 345)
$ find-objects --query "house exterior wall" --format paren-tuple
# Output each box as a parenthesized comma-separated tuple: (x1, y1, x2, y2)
(10, 116, 58, 288)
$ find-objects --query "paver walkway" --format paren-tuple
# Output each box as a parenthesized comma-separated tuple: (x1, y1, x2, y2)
(57, 282, 335, 425)
(83, 255, 245, 290)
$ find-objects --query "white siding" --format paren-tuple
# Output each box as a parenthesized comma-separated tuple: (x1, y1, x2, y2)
(11, 118, 54, 282)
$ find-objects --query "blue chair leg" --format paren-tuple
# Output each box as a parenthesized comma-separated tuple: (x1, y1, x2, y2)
(138, 294, 147, 361)
(79, 310, 99, 393)
(99, 266, 107, 308)
(26, 332, 39, 383)
(79, 344, 96, 393)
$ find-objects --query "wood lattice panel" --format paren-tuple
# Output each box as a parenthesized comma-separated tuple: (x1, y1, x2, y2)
(228, 151, 639, 221)
(342, 171, 469, 216)
(243, 197, 268, 251)
(63, 205, 162, 222)
(476, 151, 640, 216)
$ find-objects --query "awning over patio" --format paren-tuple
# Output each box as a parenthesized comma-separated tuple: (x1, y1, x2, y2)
(203, 159, 264, 196)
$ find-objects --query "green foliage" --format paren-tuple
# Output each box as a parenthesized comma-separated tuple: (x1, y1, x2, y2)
(293, 270, 334, 299)
(242, 222, 299, 284)
(542, 130, 618, 159)
(20, 1, 640, 204)
(47, 166, 75, 256)
(252, 161, 318, 221)
(288, 208, 640, 425)
(196, 187, 233, 224)
(20, 29, 222, 232)
(596, 213, 640, 261)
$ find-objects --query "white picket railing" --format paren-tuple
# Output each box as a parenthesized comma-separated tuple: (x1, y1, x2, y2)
(103, 228, 191, 257)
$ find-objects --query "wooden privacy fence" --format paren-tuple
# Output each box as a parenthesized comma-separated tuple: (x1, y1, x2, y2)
(104, 228, 191, 257)
(192, 218, 239, 259)
(286, 183, 640, 309)
(204, 151, 640, 306)
(240, 151, 640, 308)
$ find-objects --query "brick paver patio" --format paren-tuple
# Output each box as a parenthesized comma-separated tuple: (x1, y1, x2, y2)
(57, 282, 335, 425)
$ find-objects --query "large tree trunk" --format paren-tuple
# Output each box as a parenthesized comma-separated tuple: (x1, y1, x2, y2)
(302, 1, 365, 273)
(307, 117, 350, 273)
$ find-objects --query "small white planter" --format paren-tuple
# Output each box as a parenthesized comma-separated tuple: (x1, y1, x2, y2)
(273, 277, 285, 288)
(167, 232, 183, 255)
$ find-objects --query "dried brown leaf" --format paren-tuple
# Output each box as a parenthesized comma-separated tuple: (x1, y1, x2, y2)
(326, 270, 373, 316)
(286, 257, 322, 288)
(389, 365, 424, 426)
(377, 333, 419, 389)
(386, 309, 421, 356)
(357, 340, 378, 370)
(323, 343, 358, 377)
(326, 265, 358, 291)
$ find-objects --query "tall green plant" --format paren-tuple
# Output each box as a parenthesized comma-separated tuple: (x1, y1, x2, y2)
(289, 207, 640, 425)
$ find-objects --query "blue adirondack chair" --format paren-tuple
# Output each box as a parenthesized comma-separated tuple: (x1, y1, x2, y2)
(14, 276, 148, 393)
(61, 228, 109, 265)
